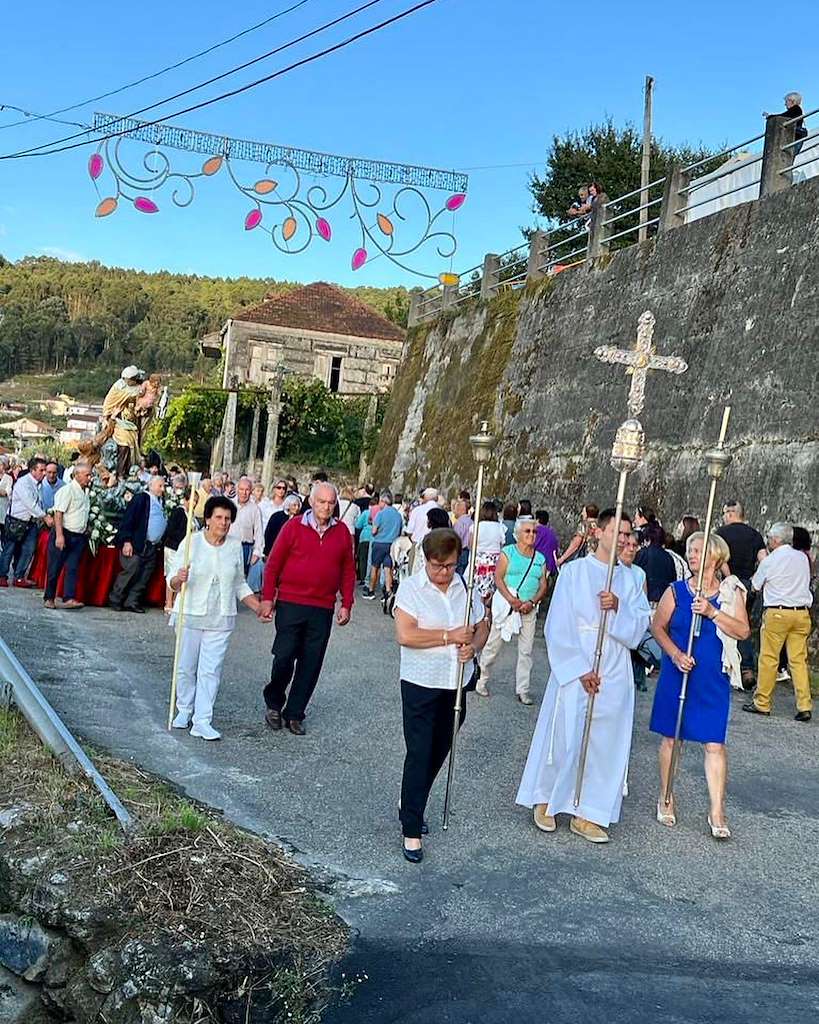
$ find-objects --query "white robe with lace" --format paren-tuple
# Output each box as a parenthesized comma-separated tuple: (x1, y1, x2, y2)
(516, 555, 651, 827)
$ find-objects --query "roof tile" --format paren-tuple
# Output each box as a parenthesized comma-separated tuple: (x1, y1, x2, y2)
(232, 282, 404, 343)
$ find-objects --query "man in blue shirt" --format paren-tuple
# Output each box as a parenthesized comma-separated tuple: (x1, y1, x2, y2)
(40, 461, 65, 513)
(109, 476, 167, 612)
(366, 491, 404, 600)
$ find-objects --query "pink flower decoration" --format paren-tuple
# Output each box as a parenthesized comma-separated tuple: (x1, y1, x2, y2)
(88, 153, 104, 180)
(134, 196, 159, 214)
(245, 209, 263, 230)
(445, 193, 467, 212)
(316, 217, 332, 242)
(351, 247, 367, 271)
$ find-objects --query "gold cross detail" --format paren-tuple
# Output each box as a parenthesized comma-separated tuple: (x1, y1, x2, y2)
(594, 311, 688, 418)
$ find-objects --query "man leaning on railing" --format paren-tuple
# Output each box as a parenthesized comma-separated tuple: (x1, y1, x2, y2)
(763, 91, 808, 155)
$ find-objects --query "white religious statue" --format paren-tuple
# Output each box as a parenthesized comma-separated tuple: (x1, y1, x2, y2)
(100, 365, 144, 479)
(515, 510, 651, 844)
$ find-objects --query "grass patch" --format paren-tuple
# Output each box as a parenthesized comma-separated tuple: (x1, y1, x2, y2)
(0, 707, 348, 1021)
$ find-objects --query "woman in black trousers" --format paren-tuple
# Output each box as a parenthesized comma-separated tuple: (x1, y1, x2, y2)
(393, 528, 489, 863)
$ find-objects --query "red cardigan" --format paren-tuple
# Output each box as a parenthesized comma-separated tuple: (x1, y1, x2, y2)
(262, 515, 355, 611)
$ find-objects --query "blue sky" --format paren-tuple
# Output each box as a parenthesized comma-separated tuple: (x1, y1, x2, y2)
(1, 0, 817, 288)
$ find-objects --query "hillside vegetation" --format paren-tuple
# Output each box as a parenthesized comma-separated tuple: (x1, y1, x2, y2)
(0, 255, 409, 381)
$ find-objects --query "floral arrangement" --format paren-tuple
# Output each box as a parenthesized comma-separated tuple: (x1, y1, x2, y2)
(86, 481, 121, 555)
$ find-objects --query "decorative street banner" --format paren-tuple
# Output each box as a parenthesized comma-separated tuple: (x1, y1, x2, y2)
(88, 112, 468, 280)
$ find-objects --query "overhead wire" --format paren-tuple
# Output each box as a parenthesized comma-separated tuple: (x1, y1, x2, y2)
(1, 0, 390, 160)
(0, 0, 315, 131)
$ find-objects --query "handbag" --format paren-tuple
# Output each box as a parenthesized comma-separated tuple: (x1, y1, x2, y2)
(4, 515, 31, 543)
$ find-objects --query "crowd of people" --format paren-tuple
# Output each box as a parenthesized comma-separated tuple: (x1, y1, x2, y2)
(0, 454, 815, 861)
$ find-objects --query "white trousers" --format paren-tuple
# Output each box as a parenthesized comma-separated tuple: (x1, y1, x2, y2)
(176, 627, 233, 726)
(480, 609, 538, 696)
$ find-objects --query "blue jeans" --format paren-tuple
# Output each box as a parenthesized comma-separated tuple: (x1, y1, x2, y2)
(44, 528, 87, 601)
(0, 520, 39, 581)
(241, 541, 254, 576)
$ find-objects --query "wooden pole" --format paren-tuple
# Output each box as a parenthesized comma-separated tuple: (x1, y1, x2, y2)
(167, 471, 202, 730)
(639, 75, 655, 243)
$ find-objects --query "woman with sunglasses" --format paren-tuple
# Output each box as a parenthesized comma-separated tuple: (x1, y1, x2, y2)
(476, 517, 549, 705)
(394, 528, 489, 863)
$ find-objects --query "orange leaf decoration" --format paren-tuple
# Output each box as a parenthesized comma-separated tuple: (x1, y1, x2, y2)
(255, 179, 278, 195)
(377, 213, 394, 236)
(202, 156, 223, 176)
(282, 216, 297, 241)
(95, 197, 118, 218)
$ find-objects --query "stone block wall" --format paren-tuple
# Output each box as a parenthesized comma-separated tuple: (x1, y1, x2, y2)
(372, 176, 819, 543)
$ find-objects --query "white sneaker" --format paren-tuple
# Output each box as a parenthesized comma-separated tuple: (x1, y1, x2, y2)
(172, 711, 192, 729)
(776, 668, 791, 682)
(190, 723, 221, 741)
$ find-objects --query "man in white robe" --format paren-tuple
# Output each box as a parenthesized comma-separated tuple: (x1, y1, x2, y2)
(516, 509, 651, 843)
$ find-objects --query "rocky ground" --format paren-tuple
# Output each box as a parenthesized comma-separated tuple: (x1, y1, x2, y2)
(1, 586, 818, 1023)
(0, 707, 347, 1023)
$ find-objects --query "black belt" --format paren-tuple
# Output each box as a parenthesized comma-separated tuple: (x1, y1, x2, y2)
(766, 605, 809, 610)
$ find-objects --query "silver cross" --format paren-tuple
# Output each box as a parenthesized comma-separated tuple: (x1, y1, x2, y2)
(594, 311, 688, 418)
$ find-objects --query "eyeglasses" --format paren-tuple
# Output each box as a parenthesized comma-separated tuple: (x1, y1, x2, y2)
(428, 561, 458, 572)
(274, 485, 286, 490)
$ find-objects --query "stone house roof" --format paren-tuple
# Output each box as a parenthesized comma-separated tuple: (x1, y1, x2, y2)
(231, 282, 404, 344)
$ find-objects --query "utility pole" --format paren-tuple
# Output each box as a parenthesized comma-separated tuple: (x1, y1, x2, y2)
(639, 75, 655, 243)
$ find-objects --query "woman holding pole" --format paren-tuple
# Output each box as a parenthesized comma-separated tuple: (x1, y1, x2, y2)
(168, 495, 269, 740)
(393, 528, 489, 862)
(650, 532, 749, 838)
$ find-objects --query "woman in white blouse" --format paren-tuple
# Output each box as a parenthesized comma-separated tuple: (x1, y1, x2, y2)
(394, 528, 489, 863)
(168, 495, 269, 740)
(469, 501, 507, 604)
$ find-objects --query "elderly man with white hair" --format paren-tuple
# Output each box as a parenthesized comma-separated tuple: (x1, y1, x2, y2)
(744, 522, 814, 722)
(259, 481, 355, 735)
(406, 487, 440, 571)
(228, 476, 264, 576)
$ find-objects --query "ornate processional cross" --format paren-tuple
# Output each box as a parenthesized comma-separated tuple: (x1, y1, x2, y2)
(594, 311, 688, 417)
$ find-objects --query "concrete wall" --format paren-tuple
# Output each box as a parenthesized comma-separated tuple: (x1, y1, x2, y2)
(223, 320, 402, 394)
(372, 177, 819, 541)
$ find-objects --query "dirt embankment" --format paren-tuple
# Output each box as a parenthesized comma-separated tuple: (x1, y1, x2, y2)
(0, 707, 349, 1023)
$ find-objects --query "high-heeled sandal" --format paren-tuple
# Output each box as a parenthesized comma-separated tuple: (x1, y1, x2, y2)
(656, 800, 677, 827)
(707, 816, 731, 840)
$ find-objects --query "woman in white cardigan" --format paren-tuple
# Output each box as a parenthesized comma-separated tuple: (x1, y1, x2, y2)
(168, 495, 269, 740)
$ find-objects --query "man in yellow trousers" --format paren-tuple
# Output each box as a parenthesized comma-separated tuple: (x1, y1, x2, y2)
(743, 523, 813, 722)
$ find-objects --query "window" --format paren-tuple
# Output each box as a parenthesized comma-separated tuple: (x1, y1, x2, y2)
(329, 355, 342, 392)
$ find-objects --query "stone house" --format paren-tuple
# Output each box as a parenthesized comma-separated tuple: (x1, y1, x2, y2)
(201, 282, 405, 482)
(202, 281, 405, 393)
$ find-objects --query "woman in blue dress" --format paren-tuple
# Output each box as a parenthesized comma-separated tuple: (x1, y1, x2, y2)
(650, 532, 750, 839)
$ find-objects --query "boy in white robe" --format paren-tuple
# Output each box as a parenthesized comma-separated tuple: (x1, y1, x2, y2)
(516, 509, 651, 843)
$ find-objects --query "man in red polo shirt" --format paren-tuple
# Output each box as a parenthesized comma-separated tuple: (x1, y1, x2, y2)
(259, 481, 355, 735)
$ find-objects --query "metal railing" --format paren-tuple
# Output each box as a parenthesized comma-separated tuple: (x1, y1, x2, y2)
(0, 634, 134, 831)
(409, 113, 817, 325)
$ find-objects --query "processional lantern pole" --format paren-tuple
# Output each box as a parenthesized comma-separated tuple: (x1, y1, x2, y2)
(574, 310, 688, 809)
(573, 418, 645, 807)
(442, 420, 496, 831)
(664, 406, 732, 806)
(167, 470, 203, 730)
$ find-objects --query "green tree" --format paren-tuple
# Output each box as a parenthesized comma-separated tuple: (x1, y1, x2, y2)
(144, 389, 228, 466)
(529, 118, 721, 231)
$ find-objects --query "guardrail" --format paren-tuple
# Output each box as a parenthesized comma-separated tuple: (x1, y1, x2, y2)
(0, 635, 134, 831)
(409, 113, 813, 326)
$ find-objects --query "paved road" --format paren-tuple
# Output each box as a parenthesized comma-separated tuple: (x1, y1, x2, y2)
(2, 588, 818, 1023)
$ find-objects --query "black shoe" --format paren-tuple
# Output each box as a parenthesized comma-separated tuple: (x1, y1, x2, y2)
(795, 710, 812, 722)
(285, 718, 306, 736)
(264, 708, 283, 731)
(124, 605, 145, 614)
(421, 819, 429, 835)
(402, 842, 423, 864)
(108, 601, 123, 611)
(742, 702, 770, 716)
